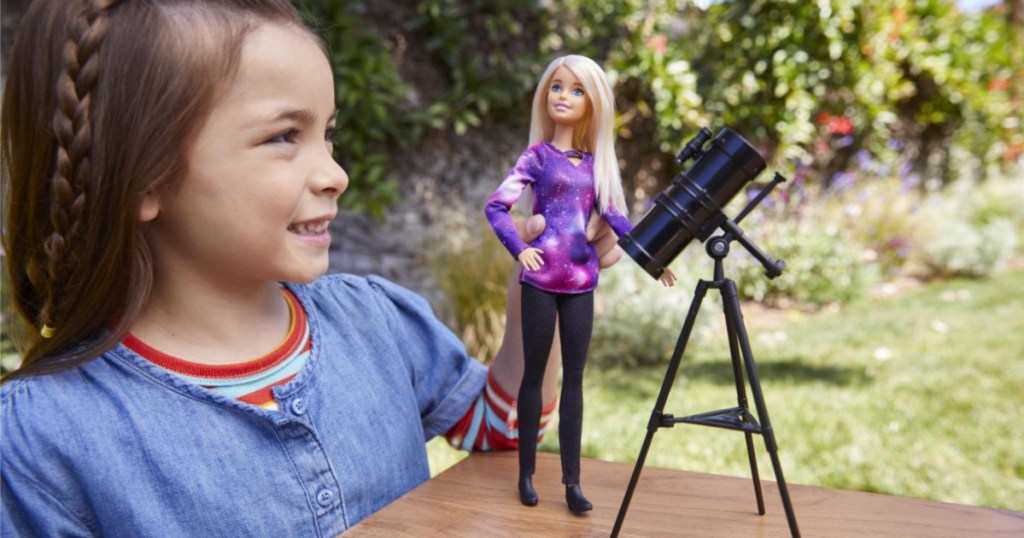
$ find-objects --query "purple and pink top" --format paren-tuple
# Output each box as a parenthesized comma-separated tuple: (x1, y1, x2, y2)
(485, 141, 632, 294)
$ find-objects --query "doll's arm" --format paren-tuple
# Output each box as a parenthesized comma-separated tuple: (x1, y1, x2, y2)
(484, 147, 543, 260)
(601, 202, 634, 239)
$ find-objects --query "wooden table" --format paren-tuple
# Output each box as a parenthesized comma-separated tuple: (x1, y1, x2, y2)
(344, 451, 1023, 537)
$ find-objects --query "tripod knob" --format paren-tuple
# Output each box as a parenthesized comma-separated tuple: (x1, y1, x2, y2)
(706, 236, 730, 258)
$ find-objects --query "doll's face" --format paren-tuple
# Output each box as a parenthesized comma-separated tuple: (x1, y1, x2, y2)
(546, 65, 589, 127)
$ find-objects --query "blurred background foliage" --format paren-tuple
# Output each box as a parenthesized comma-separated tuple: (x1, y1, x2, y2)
(3, 0, 1022, 372)
(298, 0, 1022, 213)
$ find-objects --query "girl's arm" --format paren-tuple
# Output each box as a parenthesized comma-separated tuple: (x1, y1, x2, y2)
(601, 205, 673, 286)
(490, 215, 621, 402)
(445, 216, 623, 451)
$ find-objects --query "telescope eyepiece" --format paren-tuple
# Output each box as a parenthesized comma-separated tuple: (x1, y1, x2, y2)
(676, 127, 714, 164)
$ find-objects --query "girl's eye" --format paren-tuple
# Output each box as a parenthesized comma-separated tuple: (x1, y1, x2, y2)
(325, 126, 340, 150)
(268, 129, 298, 144)
(572, 87, 585, 97)
(551, 83, 562, 93)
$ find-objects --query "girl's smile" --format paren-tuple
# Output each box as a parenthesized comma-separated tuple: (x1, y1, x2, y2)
(289, 216, 335, 247)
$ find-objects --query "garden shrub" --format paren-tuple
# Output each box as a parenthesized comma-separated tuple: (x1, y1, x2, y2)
(919, 218, 1017, 279)
(425, 213, 514, 364)
(971, 174, 1024, 251)
(589, 259, 709, 368)
(815, 176, 923, 278)
(731, 217, 877, 308)
(913, 189, 1020, 279)
(1, 255, 23, 376)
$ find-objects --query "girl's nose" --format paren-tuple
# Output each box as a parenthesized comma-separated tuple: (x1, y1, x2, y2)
(313, 147, 348, 197)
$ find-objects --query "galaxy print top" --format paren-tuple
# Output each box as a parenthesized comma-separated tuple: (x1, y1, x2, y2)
(485, 142, 632, 294)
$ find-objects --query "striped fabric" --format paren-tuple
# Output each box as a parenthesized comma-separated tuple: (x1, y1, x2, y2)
(445, 368, 557, 451)
(124, 288, 310, 411)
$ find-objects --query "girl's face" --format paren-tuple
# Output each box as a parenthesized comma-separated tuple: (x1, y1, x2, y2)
(546, 65, 590, 127)
(141, 22, 347, 290)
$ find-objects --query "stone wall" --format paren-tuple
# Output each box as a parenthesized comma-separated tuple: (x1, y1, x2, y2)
(328, 123, 527, 306)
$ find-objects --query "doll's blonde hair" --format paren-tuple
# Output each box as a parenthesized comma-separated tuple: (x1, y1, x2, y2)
(528, 55, 627, 216)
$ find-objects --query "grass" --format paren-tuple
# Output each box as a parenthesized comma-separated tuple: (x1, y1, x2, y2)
(428, 268, 1024, 511)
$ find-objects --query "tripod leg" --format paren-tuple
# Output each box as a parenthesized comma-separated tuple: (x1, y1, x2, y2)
(722, 280, 801, 538)
(720, 289, 765, 515)
(612, 280, 710, 538)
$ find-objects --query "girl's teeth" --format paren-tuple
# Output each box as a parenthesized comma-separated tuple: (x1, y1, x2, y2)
(293, 222, 327, 234)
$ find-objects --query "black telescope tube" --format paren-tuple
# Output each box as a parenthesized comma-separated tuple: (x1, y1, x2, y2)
(619, 128, 766, 279)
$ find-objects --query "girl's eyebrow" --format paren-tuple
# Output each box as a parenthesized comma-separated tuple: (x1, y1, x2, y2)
(248, 107, 338, 127)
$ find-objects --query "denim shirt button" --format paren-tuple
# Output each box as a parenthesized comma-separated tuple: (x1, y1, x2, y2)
(316, 488, 334, 507)
(290, 398, 306, 416)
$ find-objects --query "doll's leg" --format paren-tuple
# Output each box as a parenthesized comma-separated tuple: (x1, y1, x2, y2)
(518, 284, 558, 501)
(556, 290, 594, 487)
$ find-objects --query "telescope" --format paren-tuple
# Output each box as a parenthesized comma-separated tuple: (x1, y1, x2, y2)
(612, 127, 801, 538)
(618, 127, 785, 279)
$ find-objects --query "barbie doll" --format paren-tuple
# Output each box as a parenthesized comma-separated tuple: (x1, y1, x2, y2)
(485, 55, 673, 513)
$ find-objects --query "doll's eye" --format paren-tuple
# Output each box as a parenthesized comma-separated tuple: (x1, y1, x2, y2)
(551, 83, 563, 93)
(572, 87, 585, 97)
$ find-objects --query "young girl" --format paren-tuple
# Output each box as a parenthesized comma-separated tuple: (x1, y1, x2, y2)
(485, 55, 674, 514)
(1, 1, 621, 535)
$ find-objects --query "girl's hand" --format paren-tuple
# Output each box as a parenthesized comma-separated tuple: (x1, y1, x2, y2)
(586, 211, 622, 270)
(659, 267, 677, 287)
(518, 248, 544, 271)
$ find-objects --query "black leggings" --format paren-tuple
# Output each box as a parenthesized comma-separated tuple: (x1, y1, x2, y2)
(517, 283, 594, 485)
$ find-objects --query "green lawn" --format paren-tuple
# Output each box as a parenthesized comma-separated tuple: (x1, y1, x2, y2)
(429, 268, 1024, 510)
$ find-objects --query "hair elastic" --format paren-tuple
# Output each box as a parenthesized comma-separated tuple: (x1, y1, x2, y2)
(41, 325, 56, 339)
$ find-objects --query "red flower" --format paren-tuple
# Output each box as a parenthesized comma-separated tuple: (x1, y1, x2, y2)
(645, 35, 668, 54)
(989, 78, 1011, 92)
(826, 115, 854, 136)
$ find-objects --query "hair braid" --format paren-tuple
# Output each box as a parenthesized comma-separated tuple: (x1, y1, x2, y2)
(40, 0, 120, 335)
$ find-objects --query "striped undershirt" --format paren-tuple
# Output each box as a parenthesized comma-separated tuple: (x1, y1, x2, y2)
(123, 288, 310, 411)
(445, 368, 557, 451)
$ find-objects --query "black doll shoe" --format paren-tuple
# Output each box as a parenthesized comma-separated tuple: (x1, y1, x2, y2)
(565, 484, 592, 513)
(518, 475, 538, 506)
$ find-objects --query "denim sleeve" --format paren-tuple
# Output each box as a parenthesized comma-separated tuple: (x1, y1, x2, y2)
(1, 474, 91, 537)
(365, 276, 487, 440)
(2, 383, 94, 537)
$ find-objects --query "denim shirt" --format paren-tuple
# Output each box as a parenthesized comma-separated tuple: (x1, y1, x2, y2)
(1, 274, 487, 537)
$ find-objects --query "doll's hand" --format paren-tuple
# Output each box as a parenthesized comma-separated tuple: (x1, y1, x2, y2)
(586, 211, 622, 270)
(518, 248, 544, 271)
(514, 214, 546, 271)
(659, 267, 677, 287)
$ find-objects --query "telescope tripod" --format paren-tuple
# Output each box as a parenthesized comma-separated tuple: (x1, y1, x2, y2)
(611, 233, 800, 537)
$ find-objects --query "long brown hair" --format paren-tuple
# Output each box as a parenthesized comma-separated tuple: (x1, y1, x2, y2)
(1, 0, 309, 380)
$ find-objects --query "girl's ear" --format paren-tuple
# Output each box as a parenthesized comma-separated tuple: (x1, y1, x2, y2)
(138, 188, 161, 222)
